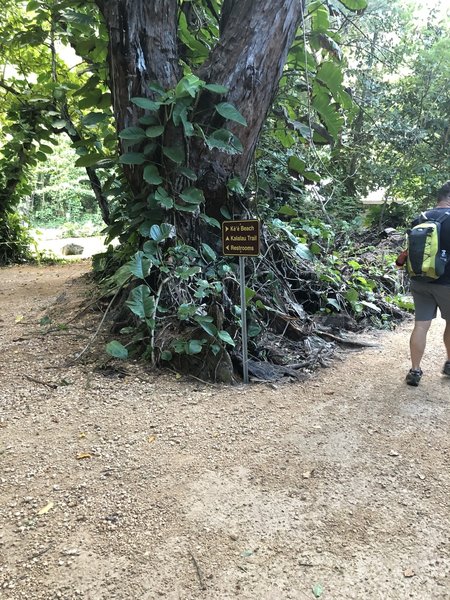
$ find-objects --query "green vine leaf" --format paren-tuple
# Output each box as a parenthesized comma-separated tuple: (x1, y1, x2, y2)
(106, 340, 128, 359)
(218, 330, 235, 346)
(126, 284, 156, 320)
(180, 187, 204, 204)
(119, 126, 147, 141)
(163, 146, 185, 164)
(143, 164, 163, 184)
(119, 152, 146, 165)
(128, 251, 152, 279)
(215, 102, 247, 126)
(146, 125, 165, 138)
(131, 97, 161, 111)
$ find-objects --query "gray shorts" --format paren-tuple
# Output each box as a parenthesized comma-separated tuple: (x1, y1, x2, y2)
(410, 279, 450, 320)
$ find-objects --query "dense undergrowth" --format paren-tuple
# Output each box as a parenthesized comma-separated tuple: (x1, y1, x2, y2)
(90, 212, 410, 383)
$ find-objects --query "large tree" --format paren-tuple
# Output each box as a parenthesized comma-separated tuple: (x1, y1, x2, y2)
(95, 0, 304, 241)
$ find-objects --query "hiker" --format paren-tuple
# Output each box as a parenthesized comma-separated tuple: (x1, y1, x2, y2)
(405, 180, 450, 386)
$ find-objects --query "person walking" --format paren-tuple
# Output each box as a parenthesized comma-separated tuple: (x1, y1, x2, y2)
(405, 180, 450, 386)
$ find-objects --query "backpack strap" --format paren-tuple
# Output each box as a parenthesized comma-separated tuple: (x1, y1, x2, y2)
(418, 210, 450, 224)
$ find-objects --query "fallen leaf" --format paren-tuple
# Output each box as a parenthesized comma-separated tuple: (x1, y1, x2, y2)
(15, 315, 24, 323)
(148, 435, 156, 443)
(37, 501, 54, 515)
(403, 568, 415, 578)
(175, 373, 182, 379)
(76, 452, 92, 460)
(312, 583, 323, 598)
(79, 432, 86, 439)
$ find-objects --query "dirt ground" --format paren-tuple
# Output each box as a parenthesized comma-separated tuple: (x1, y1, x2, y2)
(0, 262, 449, 600)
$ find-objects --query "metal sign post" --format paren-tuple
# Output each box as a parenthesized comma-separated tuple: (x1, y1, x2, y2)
(222, 219, 260, 384)
(239, 255, 249, 383)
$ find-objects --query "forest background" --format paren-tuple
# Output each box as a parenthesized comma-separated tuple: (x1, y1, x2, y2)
(0, 0, 449, 381)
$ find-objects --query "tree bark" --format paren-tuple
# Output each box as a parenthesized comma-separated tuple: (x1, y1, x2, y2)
(96, 0, 304, 219)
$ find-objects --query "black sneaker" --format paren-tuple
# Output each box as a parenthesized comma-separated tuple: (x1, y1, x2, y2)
(405, 369, 423, 386)
(442, 361, 450, 377)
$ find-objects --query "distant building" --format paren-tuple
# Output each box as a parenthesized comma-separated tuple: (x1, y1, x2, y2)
(360, 188, 387, 205)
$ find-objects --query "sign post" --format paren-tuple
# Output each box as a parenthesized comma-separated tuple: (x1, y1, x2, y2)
(222, 219, 260, 384)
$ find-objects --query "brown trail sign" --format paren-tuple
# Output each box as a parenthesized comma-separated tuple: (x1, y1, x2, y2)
(221, 219, 261, 384)
(222, 220, 260, 257)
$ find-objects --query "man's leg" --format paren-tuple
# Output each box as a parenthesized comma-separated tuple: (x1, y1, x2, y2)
(444, 320, 450, 361)
(409, 319, 432, 370)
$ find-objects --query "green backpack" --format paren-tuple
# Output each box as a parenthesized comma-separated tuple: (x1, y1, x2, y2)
(406, 211, 450, 281)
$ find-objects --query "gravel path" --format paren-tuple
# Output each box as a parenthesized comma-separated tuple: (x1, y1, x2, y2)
(0, 263, 449, 600)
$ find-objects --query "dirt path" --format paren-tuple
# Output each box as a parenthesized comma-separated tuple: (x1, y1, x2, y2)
(0, 263, 449, 600)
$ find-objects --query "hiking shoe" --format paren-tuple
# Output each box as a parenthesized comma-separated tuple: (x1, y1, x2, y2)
(442, 361, 450, 377)
(405, 369, 423, 386)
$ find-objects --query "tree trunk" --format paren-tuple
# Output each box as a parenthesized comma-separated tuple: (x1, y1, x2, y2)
(96, 0, 304, 225)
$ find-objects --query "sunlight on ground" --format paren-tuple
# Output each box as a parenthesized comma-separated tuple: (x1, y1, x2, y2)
(32, 229, 114, 259)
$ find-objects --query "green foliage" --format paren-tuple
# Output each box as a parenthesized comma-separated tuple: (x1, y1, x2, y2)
(0, 212, 35, 265)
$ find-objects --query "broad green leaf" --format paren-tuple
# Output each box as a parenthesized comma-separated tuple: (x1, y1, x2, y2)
(327, 298, 341, 311)
(361, 300, 381, 312)
(173, 99, 191, 126)
(187, 339, 204, 354)
(348, 259, 361, 270)
(174, 203, 198, 213)
(180, 187, 204, 204)
(106, 341, 128, 359)
(279, 204, 297, 217)
(131, 97, 161, 111)
(119, 152, 146, 165)
(126, 284, 155, 320)
(81, 112, 108, 127)
(248, 324, 262, 338)
(295, 243, 314, 261)
(177, 166, 197, 180)
(75, 153, 105, 168)
(119, 127, 147, 141)
(146, 125, 165, 138)
(128, 251, 151, 278)
(178, 303, 198, 320)
(310, 4, 329, 32)
(206, 129, 243, 154)
(143, 164, 163, 185)
(175, 74, 203, 98)
(178, 13, 210, 59)
(303, 170, 321, 183)
(245, 287, 256, 302)
(39, 144, 53, 154)
(316, 61, 344, 99)
(180, 110, 194, 137)
(218, 330, 235, 346)
(312, 87, 343, 139)
(198, 321, 218, 336)
(288, 155, 306, 174)
(160, 350, 173, 361)
(345, 288, 359, 304)
(175, 266, 201, 280)
(163, 146, 185, 164)
(227, 177, 245, 195)
(149, 222, 173, 241)
(338, 0, 367, 9)
(201, 243, 217, 261)
(215, 102, 247, 126)
(154, 188, 174, 209)
(204, 84, 229, 94)
(199, 214, 221, 228)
